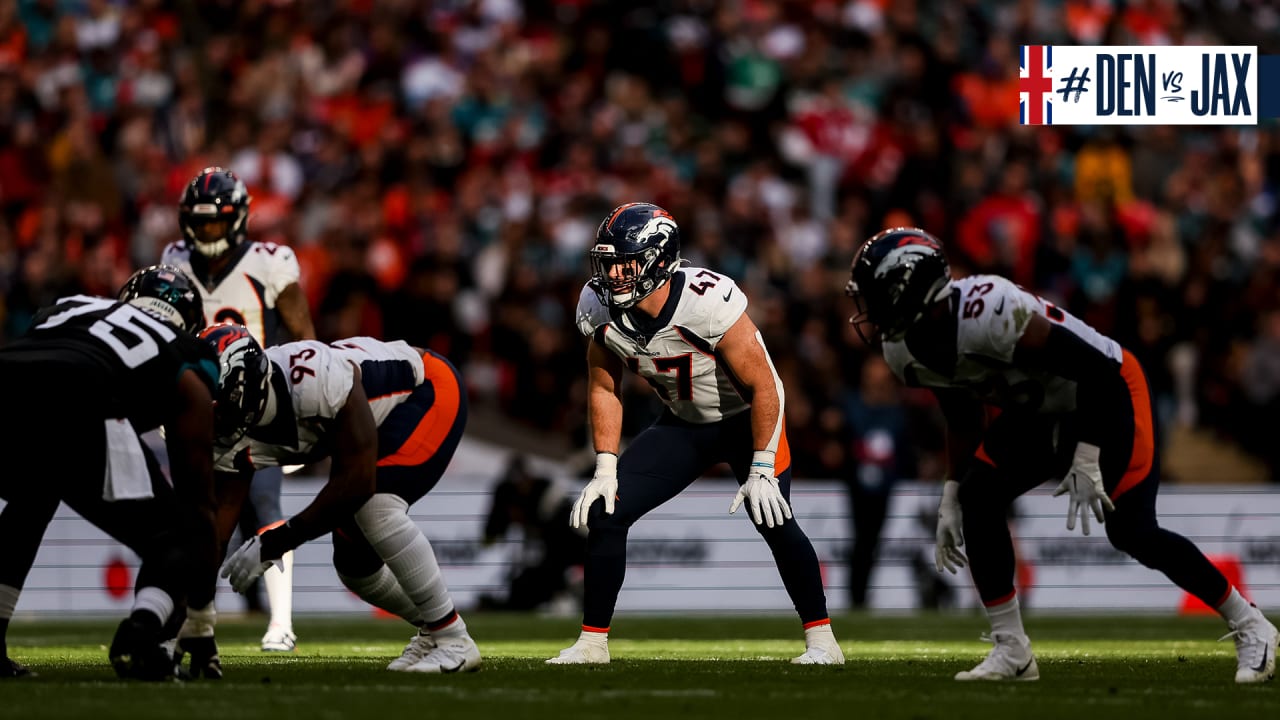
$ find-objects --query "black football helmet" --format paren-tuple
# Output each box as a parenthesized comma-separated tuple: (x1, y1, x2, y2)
(198, 323, 272, 443)
(119, 264, 206, 334)
(179, 167, 251, 258)
(589, 202, 682, 309)
(846, 227, 951, 343)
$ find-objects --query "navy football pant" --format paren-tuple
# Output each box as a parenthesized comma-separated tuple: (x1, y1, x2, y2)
(582, 410, 829, 629)
(960, 352, 1230, 609)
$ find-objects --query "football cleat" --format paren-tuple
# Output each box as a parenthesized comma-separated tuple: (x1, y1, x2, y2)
(260, 623, 297, 652)
(387, 631, 436, 672)
(546, 636, 610, 665)
(403, 636, 481, 674)
(954, 632, 1039, 682)
(792, 631, 845, 665)
(109, 617, 179, 681)
(1221, 610, 1278, 684)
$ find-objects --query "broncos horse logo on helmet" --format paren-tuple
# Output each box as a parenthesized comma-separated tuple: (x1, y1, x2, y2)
(589, 202, 682, 309)
(179, 167, 251, 259)
(846, 227, 952, 343)
(198, 322, 272, 444)
(119, 264, 206, 334)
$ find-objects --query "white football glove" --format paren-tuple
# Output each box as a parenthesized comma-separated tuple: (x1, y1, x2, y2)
(1052, 442, 1114, 536)
(175, 604, 222, 679)
(571, 452, 619, 529)
(729, 451, 793, 528)
(935, 479, 967, 574)
(219, 535, 279, 593)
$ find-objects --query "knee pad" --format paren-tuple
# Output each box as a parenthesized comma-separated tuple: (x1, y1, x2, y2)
(354, 493, 413, 548)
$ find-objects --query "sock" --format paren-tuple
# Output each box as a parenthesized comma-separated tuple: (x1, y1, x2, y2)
(263, 550, 294, 631)
(338, 565, 424, 625)
(985, 594, 1026, 637)
(579, 626, 609, 646)
(131, 587, 174, 628)
(804, 619, 834, 646)
(427, 610, 468, 640)
(355, 494, 454, 624)
(1218, 587, 1257, 626)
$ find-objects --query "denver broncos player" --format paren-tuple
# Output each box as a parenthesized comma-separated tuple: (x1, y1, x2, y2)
(847, 227, 1278, 684)
(548, 203, 843, 665)
(197, 324, 480, 673)
(161, 166, 316, 652)
(0, 266, 221, 681)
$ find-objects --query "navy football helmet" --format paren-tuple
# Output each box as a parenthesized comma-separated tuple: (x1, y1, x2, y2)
(179, 167, 251, 258)
(198, 323, 272, 443)
(846, 227, 951, 343)
(119, 264, 206, 334)
(589, 202, 682, 309)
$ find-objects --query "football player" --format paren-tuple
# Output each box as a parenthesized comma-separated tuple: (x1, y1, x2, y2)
(548, 203, 843, 665)
(161, 166, 316, 652)
(846, 227, 1278, 684)
(0, 266, 222, 681)
(198, 324, 481, 673)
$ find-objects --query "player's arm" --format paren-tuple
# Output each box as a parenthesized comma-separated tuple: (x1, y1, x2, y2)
(1014, 313, 1118, 532)
(1013, 313, 1120, 447)
(166, 369, 221, 610)
(0, 493, 59, 676)
(276, 282, 316, 341)
(212, 470, 253, 561)
(933, 388, 987, 482)
(716, 313, 792, 527)
(570, 339, 625, 528)
(256, 368, 377, 561)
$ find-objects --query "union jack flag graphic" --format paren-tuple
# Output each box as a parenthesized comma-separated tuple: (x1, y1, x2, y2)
(1019, 45, 1054, 125)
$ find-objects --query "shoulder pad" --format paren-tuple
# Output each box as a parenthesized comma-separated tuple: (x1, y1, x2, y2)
(575, 284, 610, 337)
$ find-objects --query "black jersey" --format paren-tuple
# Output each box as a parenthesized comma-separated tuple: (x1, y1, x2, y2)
(2, 295, 219, 431)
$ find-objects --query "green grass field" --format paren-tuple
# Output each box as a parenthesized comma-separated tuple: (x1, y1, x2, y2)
(1, 613, 1276, 719)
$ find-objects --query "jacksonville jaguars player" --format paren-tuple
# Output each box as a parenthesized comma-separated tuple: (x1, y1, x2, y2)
(161, 166, 316, 652)
(548, 202, 843, 665)
(847, 227, 1278, 684)
(197, 324, 480, 673)
(0, 266, 222, 681)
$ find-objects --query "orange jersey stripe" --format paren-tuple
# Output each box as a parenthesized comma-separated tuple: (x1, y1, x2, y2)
(773, 424, 792, 476)
(376, 353, 462, 468)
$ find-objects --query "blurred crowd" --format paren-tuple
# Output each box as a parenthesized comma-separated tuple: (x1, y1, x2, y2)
(1, 0, 1279, 481)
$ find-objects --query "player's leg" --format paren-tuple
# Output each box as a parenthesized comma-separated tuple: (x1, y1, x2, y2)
(62, 441, 189, 681)
(1099, 351, 1276, 683)
(358, 356, 478, 673)
(953, 413, 1057, 681)
(548, 416, 712, 664)
(247, 466, 295, 652)
(0, 488, 59, 677)
(722, 418, 841, 664)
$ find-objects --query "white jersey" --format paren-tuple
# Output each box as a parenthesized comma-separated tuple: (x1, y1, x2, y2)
(161, 240, 301, 345)
(214, 337, 427, 472)
(576, 267, 761, 424)
(883, 275, 1122, 414)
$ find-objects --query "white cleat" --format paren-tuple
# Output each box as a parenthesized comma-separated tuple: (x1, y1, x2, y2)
(1222, 611, 1278, 684)
(955, 632, 1039, 681)
(387, 631, 436, 672)
(403, 636, 481, 673)
(261, 623, 297, 652)
(792, 633, 845, 665)
(546, 637, 610, 665)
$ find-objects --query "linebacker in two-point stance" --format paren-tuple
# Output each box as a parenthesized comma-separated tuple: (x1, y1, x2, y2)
(548, 202, 843, 665)
(162, 166, 317, 652)
(846, 227, 1278, 684)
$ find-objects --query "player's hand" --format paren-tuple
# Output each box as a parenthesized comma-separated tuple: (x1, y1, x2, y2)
(729, 451, 793, 528)
(1052, 442, 1114, 536)
(174, 604, 222, 680)
(220, 535, 278, 593)
(935, 479, 967, 574)
(571, 452, 618, 529)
